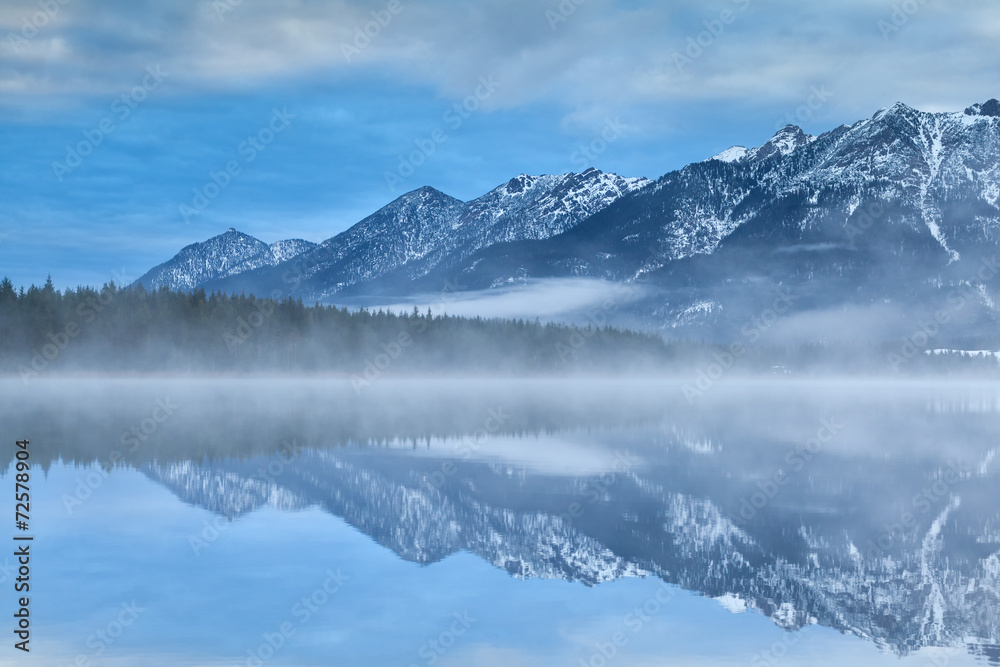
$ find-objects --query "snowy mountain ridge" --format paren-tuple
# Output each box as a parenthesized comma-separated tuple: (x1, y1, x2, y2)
(409, 98, 1000, 336)
(141, 443, 1000, 660)
(136, 229, 317, 292)
(134, 99, 1000, 340)
(137, 169, 649, 297)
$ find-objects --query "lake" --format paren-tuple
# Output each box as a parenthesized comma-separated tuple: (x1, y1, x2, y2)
(1, 378, 998, 666)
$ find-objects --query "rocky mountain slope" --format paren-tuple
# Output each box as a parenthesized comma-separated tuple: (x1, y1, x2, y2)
(203, 169, 649, 299)
(135, 100, 1000, 341)
(142, 429, 1000, 660)
(136, 228, 316, 291)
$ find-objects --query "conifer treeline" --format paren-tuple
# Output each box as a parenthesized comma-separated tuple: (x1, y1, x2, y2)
(0, 277, 699, 378)
(1, 277, 997, 379)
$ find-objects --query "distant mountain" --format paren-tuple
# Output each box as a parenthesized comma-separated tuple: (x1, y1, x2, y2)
(136, 228, 316, 291)
(141, 424, 1000, 660)
(208, 185, 466, 299)
(7, 375, 1000, 658)
(204, 169, 650, 299)
(135, 101, 1000, 342)
(411, 99, 1000, 338)
(346, 169, 652, 295)
(268, 238, 317, 263)
(706, 123, 816, 164)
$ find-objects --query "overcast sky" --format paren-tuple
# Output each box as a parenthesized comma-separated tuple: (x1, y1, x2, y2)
(1, 0, 999, 287)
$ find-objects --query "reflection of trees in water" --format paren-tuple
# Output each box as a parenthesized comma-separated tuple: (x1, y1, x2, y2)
(141, 424, 1000, 660)
(5, 379, 999, 658)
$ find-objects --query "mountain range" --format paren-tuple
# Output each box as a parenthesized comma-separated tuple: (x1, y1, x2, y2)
(138, 169, 648, 298)
(138, 402, 1000, 661)
(137, 232, 317, 292)
(5, 378, 999, 660)
(136, 99, 1000, 343)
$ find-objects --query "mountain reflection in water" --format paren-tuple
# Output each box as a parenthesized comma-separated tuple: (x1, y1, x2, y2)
(3, 378, 998, 664)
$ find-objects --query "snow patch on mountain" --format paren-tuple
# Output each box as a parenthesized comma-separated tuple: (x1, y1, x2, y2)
(271, 170, 651, 300)
(754, 125, 815, 161)
(137, 99, 1000, 332)
(706, 126, 814, 165)
(270, 239, 316, 263)
(707, 146, 750, 163)
(136, 228, 317, 291)
(714, 593, 748, 613)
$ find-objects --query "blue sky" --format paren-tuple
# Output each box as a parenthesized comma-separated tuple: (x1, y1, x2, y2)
(1, 0, 999, 288)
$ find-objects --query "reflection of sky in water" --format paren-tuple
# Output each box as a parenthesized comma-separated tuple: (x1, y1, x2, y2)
(8, 465, 984, 667)
(0, 379, 998, 666)
(385, 433, 639, 476)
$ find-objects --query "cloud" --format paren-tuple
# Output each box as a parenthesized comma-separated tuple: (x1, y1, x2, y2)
(406, 433, 640, 476)
(377, 278, 650, 322)
(760, 303, 912, 346)
(3, 0, 998, 125)
(4, 0, 999, 287)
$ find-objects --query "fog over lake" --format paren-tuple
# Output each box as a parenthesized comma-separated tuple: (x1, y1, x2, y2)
(1, 378, 998, 666)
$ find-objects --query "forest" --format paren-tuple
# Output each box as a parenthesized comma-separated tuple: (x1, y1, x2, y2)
(0, 276, 997, 379)
(0, 277, 699, 379)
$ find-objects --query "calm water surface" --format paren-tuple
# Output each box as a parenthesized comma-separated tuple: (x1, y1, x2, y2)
(1, 378, 998, 666)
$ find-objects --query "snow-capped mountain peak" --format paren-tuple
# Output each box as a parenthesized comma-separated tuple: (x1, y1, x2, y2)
(190, 169, 650, 299)
(706, 126, 814, 164)
(459, 169, 652, 245)
(502, 174, 539, 195)
(753, 124, 814, 160)
(965, 98, 1000, 118)
(137, 98, 1000, 337)
(269, 239, 317, 264)
(874, 100, 918, 119)
(136, 229, 317, 291)
(707, 146, 751, 163)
